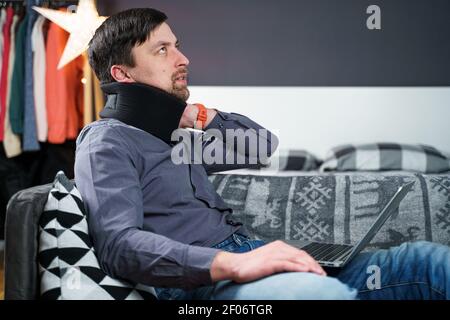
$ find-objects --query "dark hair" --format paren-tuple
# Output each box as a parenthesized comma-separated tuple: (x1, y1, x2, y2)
(88, 8, 167, 83)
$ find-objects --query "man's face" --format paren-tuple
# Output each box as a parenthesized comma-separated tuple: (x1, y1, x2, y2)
(125, 22, 190, 101)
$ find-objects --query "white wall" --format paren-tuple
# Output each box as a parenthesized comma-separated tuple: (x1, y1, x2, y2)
(188, 86, 450, 158)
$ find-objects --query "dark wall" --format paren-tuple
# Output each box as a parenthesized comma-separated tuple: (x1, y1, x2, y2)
(98, 0, 450, 86)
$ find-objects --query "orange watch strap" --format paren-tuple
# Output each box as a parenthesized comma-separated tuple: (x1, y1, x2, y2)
(195, 103, 208, 128)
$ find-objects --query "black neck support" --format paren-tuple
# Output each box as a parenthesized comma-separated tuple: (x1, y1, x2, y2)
(100, 82, 187, 144)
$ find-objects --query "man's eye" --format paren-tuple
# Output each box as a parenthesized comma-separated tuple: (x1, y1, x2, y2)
(158, 47, 167, 54)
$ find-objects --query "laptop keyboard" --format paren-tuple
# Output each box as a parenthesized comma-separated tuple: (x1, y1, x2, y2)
(301, 242, 353, 262)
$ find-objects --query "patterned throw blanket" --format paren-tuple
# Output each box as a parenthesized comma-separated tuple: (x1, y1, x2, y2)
(209, 171, 450, 251)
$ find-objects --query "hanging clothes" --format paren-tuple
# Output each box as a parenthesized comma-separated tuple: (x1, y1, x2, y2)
(9, 12, 27, 135)
(3, 11, 22, 158)
(32, 15, 47, 142)
(1, 2, 91, 240)
(0, 8, 6, 79)
(0, 6, 14, 142)
(45, 19, 84, 144)
(82, 52, 105, 124)
(67, 55, 85, 142)
(82, 52, 94, 126)
(23, 0, 43, 151)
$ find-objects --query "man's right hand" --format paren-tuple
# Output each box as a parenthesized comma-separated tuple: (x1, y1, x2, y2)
(210, 240, 327, 283)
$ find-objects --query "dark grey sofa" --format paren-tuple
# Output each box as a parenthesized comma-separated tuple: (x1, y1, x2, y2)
(4, 170, 450, 299)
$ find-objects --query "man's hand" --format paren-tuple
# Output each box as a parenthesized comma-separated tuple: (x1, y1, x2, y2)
(178, 104, 198, 128)
(179, 104, 217, 129)
(210, 240, 326, 283)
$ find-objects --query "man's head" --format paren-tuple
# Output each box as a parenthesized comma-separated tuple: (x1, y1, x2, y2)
(88, 8, 190, 101)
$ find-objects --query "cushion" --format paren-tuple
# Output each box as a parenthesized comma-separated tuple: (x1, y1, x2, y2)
(320, 143, 450, 173)
(260, 149, 322, 171)
(38, 171, 157, 300)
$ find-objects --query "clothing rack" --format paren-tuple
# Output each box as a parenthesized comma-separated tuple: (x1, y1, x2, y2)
(0, 1, 25, 9)
(0, 0, 80, 8)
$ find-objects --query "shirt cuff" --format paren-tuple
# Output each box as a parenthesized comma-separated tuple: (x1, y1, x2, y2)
(183, 245, 222, 289)
(204, 111, 226, 131)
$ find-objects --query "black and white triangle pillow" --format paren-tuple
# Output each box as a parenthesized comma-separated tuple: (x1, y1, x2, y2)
(38, 171, 157, 300)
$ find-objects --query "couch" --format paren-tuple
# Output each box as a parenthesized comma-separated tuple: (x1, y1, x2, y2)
(4, 170, 450, 299)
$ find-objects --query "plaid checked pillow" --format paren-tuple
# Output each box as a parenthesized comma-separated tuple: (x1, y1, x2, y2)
(320, 143, 450, 173)
(261, 149, 322, 171)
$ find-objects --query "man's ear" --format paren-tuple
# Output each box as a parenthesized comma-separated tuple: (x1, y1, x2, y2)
(110, 65, 135, 83)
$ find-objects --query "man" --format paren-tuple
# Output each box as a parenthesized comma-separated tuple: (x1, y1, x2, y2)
(75, 8, 449, 300)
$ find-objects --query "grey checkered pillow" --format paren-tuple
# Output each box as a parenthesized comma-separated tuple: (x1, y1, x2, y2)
(260, 149, 322, 171)
(280, 149, 322, 171)
(38, 171, 157, 300)
(320, 143, 450, 173)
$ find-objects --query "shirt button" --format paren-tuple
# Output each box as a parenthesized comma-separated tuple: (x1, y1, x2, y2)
(219, 123, 224, 128)
(227, 219, 241, 226)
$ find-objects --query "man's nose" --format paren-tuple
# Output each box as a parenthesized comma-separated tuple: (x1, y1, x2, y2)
(175, 48, 190, 67)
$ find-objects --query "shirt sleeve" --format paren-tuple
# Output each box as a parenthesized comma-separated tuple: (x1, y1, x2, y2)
(201, 111, 279, 173)
(74, 125, 221, 290)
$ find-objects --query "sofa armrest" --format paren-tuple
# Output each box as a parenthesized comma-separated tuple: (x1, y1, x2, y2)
(4, 184, 52, 300)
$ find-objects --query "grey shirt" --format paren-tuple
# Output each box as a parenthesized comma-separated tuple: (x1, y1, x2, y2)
(74, 111, 278, 290)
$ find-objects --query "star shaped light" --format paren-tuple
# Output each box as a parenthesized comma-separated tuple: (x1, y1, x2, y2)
(33, 0, 107, 69)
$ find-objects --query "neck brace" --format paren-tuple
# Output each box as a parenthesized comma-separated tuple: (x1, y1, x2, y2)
(100, 82, 187, 144)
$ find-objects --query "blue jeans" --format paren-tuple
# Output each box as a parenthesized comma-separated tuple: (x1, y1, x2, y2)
(154, 234, 450, 300)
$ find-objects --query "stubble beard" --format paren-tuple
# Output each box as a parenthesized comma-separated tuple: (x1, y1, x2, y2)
(171, 68, 190, 102)
(171, 83, 190, 102)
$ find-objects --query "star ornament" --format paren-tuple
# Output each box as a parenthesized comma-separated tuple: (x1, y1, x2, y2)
(33, 0, 107, 69)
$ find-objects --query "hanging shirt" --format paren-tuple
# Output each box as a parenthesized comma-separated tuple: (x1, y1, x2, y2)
(45, 20, 84, 144)
(23, 0, 42, 151)
(9, 13, 28, 135)
(0, 8, 6, 79)
(82, 52, 94, 126)
(3, 13, 22, 158)
(65, 54, 85, 141)
(31, 15, 47, 142)
(0, 6, 14, 142)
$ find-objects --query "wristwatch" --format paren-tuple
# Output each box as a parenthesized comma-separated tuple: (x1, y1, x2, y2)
(194, 103, 207, 129)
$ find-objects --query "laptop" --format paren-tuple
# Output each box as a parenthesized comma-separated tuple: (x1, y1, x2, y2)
(284, 181, 415, 269)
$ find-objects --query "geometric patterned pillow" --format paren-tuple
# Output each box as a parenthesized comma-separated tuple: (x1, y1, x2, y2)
(38, 171, 157, 300)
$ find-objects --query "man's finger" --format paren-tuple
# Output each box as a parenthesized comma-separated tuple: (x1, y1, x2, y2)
(291, 256, 326, 276)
